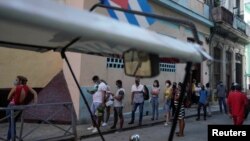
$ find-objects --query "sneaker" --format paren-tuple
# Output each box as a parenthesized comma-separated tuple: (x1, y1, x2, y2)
(92, 128, 98, 133)
(164, 122, 168, 126)
(102, 122, 107, 127)
(87, 126, 94, 130)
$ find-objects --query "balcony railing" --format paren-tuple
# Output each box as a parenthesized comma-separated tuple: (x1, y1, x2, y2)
(212, 6, 250, 36)
(171, 0, 209, 19)
(212, 6, 234, 25)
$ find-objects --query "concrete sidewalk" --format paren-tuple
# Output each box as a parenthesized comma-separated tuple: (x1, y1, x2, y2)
(78, 104, 220, 140)
(0, 104, 220, 141)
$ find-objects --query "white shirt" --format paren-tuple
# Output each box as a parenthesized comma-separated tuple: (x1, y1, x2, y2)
(114, 88, 125, 107)
(93, 82, 107, 103)
(131, 84, 144, 103)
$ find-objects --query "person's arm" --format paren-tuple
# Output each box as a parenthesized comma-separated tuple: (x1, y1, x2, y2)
(28, 86, 38, 104)
(7, 87, 16, 101)
(102, 90, 106, 106)
(114, 90, 124, 101)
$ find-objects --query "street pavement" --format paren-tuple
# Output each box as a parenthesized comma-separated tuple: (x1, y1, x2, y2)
(0, 104, 223, 141)
(78, 104, 220, 140)
(81, 112, 250, 141)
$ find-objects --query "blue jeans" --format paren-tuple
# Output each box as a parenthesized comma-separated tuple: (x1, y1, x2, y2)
(6, 104, 17, 141)
(218, 97, 227, 113)
(130, 102, 144, 124)
(150, 97, 159, 119)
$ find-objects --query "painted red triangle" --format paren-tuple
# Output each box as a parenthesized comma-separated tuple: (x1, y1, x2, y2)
(111, 0, 129, 9)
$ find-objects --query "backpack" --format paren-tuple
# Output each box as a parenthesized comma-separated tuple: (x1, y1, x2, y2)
(143, 85, 149, 100)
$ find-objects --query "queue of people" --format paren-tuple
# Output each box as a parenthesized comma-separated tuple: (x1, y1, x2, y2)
(86, 75, 189, 137)
(85, 75, 249, 137)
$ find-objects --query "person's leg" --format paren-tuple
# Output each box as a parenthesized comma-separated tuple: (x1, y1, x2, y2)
(151, 98, 155, 120)
(128, 103, 138, 124)
(111, 107, 118, 129)
(138, 102, 144, 125)
(105, 106, 110, 123)
(155, 98, 159, 120)
(90, 103, 96, 128)
(165, 101, 171, 125)
(196, 103, 201, 120)
(6, 108, 11, 140)
(218, 97, 223, 113)
(203, 104, 207, 120)
(179, 119, 185, 136)
(118, 107, 124, 130)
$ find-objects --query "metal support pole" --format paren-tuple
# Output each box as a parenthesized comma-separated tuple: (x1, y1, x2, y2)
(19, 111, 24, 141)
(168, 62, 192, 141)
(89, 3, 201, 44)
(60, 37, 105, 141)
(10, 109, 15, 141)
(71, 104, 77, 141)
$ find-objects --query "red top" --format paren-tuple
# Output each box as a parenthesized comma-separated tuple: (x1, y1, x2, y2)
(10, 85, 29, 105)
(227, 91, 248, 117)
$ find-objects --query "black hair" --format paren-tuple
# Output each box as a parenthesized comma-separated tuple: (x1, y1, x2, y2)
(92, 75, 99, 82)
(166, 80, 171, 86)
(116, 80, 122, 86)
(154, 80, 160, 87)
(206, 83, 209, 88)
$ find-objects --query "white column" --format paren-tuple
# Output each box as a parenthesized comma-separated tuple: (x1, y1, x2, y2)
(232, 51, 236, 83)
(242, 54, 247, 91)
(222, 47, 226, 85)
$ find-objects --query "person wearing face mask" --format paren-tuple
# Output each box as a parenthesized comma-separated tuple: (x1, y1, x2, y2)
(150, 80, 160, 121)
(87, 75, 107, 133)
(164, 80, 172, 126)
(128, 77, 145, 126)
(6, 75, 37, 141)
(110, 80, 125, 132)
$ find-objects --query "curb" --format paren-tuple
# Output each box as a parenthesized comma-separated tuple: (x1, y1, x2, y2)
(79, 110, 220, 140)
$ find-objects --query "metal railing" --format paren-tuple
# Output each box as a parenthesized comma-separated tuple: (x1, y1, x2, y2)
(0, 102, 77, 141)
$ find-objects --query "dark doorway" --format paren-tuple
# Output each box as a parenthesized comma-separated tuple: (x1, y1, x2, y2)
(235, 53, 243, 86)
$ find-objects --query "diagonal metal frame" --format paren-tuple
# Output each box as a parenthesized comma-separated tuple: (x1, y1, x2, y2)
(20, 105, 74, 139)
(89, 3, 196, 141)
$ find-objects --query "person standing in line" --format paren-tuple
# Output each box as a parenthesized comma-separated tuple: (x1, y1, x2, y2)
(205, 83, 212, 117)
(175, 83, 185, 137)
(100, 80, 113, 127)
(170, 82, 177, 119)
(216, 81, 228, 114)
(110, 80, 125, 132)
(163, 80, 172, 126)
(87, 75, 107, 133)
(227, 83, 248, 125)
(6, 76, 38, 141)
(128, 77, 145, 126)
(196, 85, 208, 121)
(150, 80, 160, 121)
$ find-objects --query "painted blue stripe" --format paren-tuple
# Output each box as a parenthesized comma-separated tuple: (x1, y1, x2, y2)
(137, 0, 155, 25)
(126, 5, 140, 26)
(105, 1, 118, 20)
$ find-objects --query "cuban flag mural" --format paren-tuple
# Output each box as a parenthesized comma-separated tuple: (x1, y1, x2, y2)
(99, 0, 155, 28)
